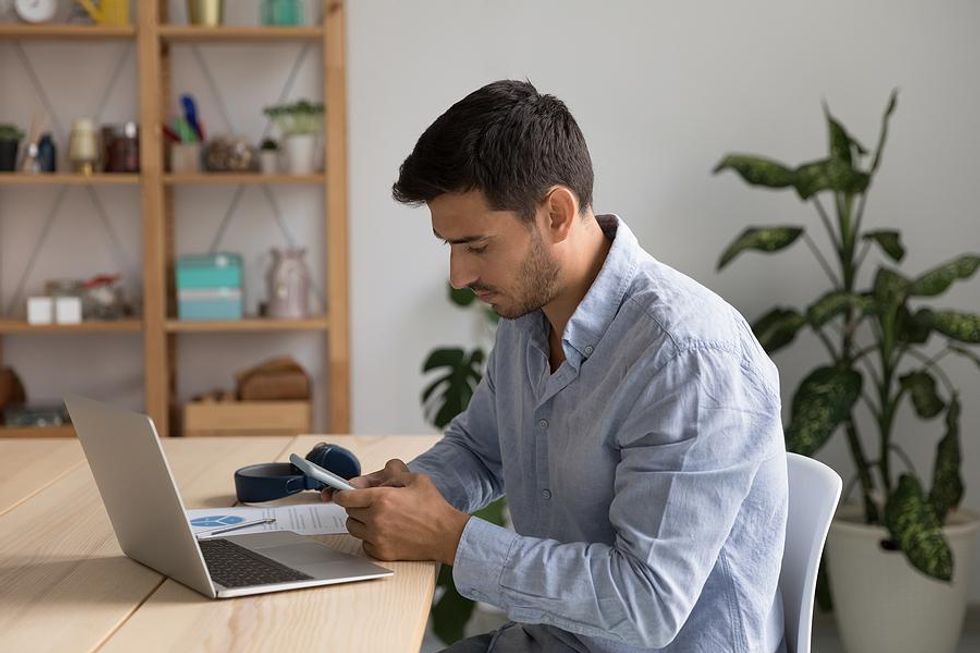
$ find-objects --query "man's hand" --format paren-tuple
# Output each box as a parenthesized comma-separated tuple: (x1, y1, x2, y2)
(323, 458, 470, 564)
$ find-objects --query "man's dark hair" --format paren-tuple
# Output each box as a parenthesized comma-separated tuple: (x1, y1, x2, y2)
(392, 80, 594, 221)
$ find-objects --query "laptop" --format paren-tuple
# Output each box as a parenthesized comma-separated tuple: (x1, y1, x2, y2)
(65, 395, 393, 599)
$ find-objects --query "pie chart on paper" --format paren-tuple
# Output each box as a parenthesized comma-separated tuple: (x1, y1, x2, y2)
(190, 515, 245, 528)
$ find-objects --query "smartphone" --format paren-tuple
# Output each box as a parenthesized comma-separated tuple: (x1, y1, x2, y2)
(289, 453, 356, 492)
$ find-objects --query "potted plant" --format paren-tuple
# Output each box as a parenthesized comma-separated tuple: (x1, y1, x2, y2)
(262, 100, 323, 174)
(713, 91, 979, 653)
(0, 124, 25, 172)
(421, 285, 507, 645)
(259, 137, 279, 175)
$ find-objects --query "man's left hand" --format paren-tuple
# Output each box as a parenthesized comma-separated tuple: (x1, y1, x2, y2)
(332, 460, 470, 565)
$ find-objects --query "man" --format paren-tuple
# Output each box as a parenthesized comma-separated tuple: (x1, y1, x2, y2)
(323, 80, 788, 652)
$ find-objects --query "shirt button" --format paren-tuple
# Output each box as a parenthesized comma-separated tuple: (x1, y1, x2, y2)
(584, 345, 594, 354)
(542, 489, 552, 500)
(538, 419, 548, 430)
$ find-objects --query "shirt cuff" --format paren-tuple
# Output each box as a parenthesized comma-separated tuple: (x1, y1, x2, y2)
(452, 516, 518, 607)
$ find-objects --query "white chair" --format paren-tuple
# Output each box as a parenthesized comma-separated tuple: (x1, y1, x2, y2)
(779, 453, 842, 653)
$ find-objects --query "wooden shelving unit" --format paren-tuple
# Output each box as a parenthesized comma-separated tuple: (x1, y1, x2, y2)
(0, 1, 351, 436)
(0, 424, 75, 438)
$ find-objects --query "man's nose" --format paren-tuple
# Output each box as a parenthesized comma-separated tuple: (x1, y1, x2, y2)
(449, 249, 477, 290)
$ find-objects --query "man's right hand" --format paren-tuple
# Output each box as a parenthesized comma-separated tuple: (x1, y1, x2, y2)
(320, 458, 411, 503)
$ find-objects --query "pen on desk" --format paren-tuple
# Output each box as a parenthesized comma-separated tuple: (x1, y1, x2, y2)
(197, 517, 276, 537)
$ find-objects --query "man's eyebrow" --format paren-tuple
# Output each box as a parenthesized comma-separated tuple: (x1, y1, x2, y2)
(432, 229, 488, 245)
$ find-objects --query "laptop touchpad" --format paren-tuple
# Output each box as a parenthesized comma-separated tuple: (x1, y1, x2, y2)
(264, 542, 351, 566)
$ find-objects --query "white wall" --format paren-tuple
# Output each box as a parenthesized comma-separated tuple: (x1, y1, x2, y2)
(344, 0, 980, 599)
(1, 0, 978, 599)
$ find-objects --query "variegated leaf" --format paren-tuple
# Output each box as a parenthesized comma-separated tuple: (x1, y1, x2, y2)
(752, 308, 806, 354)
(717, 226, 804, 270)
(899, 370, 945, 419)
(872, 267, 910, 308)
(825, 102, 868, 165)
(884, 474, 953, 582)
(806, 291, 873, 327)
(793, 158, 870, 200)
(862, 230, 905, 262)
(929, 396, 964, 521)
(712, 155, 796, 188)
(908, 254, 980, 297)
(784, 367, 862, 456)
(916, 310, 980, 344)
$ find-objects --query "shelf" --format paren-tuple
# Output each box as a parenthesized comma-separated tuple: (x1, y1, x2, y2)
(0, 173, 140, 186)
(0, 319, 143, 334)
(165, 316, 330, 333)
(159, 25, 324, 43)
(0, 425, 75, 438)
(0, 23, 136, 40)
(163, 173, 325, 186)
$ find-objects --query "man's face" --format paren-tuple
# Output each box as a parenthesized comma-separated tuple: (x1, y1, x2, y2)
(430, 190, 560, 319)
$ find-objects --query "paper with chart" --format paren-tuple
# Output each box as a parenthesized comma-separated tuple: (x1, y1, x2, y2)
(187, 503, 348, 537)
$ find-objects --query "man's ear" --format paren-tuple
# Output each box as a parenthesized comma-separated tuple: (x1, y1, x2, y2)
(541, 186, 579, 244)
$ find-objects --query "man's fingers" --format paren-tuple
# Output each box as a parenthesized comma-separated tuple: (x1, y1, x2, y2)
(333, 488, 377, 509)
(346, 516, 369, 541)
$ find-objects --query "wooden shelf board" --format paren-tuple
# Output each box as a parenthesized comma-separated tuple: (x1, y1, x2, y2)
(159, 25, 324, 42)
(0, 319, 143, 334)
(0, 173, 140, 186)
(165, 316, 330, 333)
(0, 24, 136, 40)
(163, 173, 325, 185)
(0, 425, 75, 438)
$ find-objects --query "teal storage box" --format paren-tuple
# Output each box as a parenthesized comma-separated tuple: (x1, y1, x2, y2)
(176, 253, 243, 290)
(178, 288, 243, 320)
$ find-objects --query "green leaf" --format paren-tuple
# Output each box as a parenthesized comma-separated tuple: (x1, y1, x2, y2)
(872, 267, 910, 309)
(824, 102, 868, 166)
(899, 370, 945, 419)
(869, 89, 898, 174)
(717, 226, 804, 270)
(948, 345, 980, 369)
(449, 285, 477, 307)
(929, 396, 964, 521)
(421, 348, 485, 429)
(784, 366, 863, 456)
(862, 230, 905, 262)
(907, 254, 980, 297)
(712, 155, 796, 188)
(751, 308, 806, 354)
(896, 306, 932, 345)
(915, 309, 980, 344)
(884, 474, 953, 582)
(806, 291, 873, 327)
(793, 158, 870, 200)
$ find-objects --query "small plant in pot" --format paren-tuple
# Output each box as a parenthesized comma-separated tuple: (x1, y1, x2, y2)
(714, 91, 979, 653)
(259, 137, 279, 175)
(262, 100, 323, 174)
(0, 124, 25, 172)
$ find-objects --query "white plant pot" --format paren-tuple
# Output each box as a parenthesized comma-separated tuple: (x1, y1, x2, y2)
(827, 504, 979, 653)
(259, 150, 279, 174)
(284, 134, 317, 174)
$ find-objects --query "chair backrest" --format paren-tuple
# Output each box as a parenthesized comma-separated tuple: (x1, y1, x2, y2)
(779, 453, 842, 653)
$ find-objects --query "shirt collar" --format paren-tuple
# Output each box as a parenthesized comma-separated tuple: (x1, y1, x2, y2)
(513, 214, 640, 365)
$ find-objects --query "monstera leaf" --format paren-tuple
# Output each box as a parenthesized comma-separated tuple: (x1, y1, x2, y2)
(717, 227, 804, 270)
(422, 348, 485, 429)
(784, 367, 862, 456)
(929, 396, 964, 522)
(899, 370, 945, 419)
(885, 474, 953, 582)
(752, 308, 806, 354)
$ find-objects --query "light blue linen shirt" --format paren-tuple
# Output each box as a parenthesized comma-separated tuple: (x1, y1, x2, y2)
(409, 215, 788, 652)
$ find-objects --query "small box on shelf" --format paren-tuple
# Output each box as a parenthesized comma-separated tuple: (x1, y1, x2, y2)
(183, 400, 311, 436)
(176, 252, 244, 321)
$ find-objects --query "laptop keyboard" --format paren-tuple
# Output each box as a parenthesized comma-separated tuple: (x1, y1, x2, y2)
(199, 538, 314, 588)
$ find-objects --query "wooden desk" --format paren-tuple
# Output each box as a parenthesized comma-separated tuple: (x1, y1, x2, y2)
(0, 434, 441, 653)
